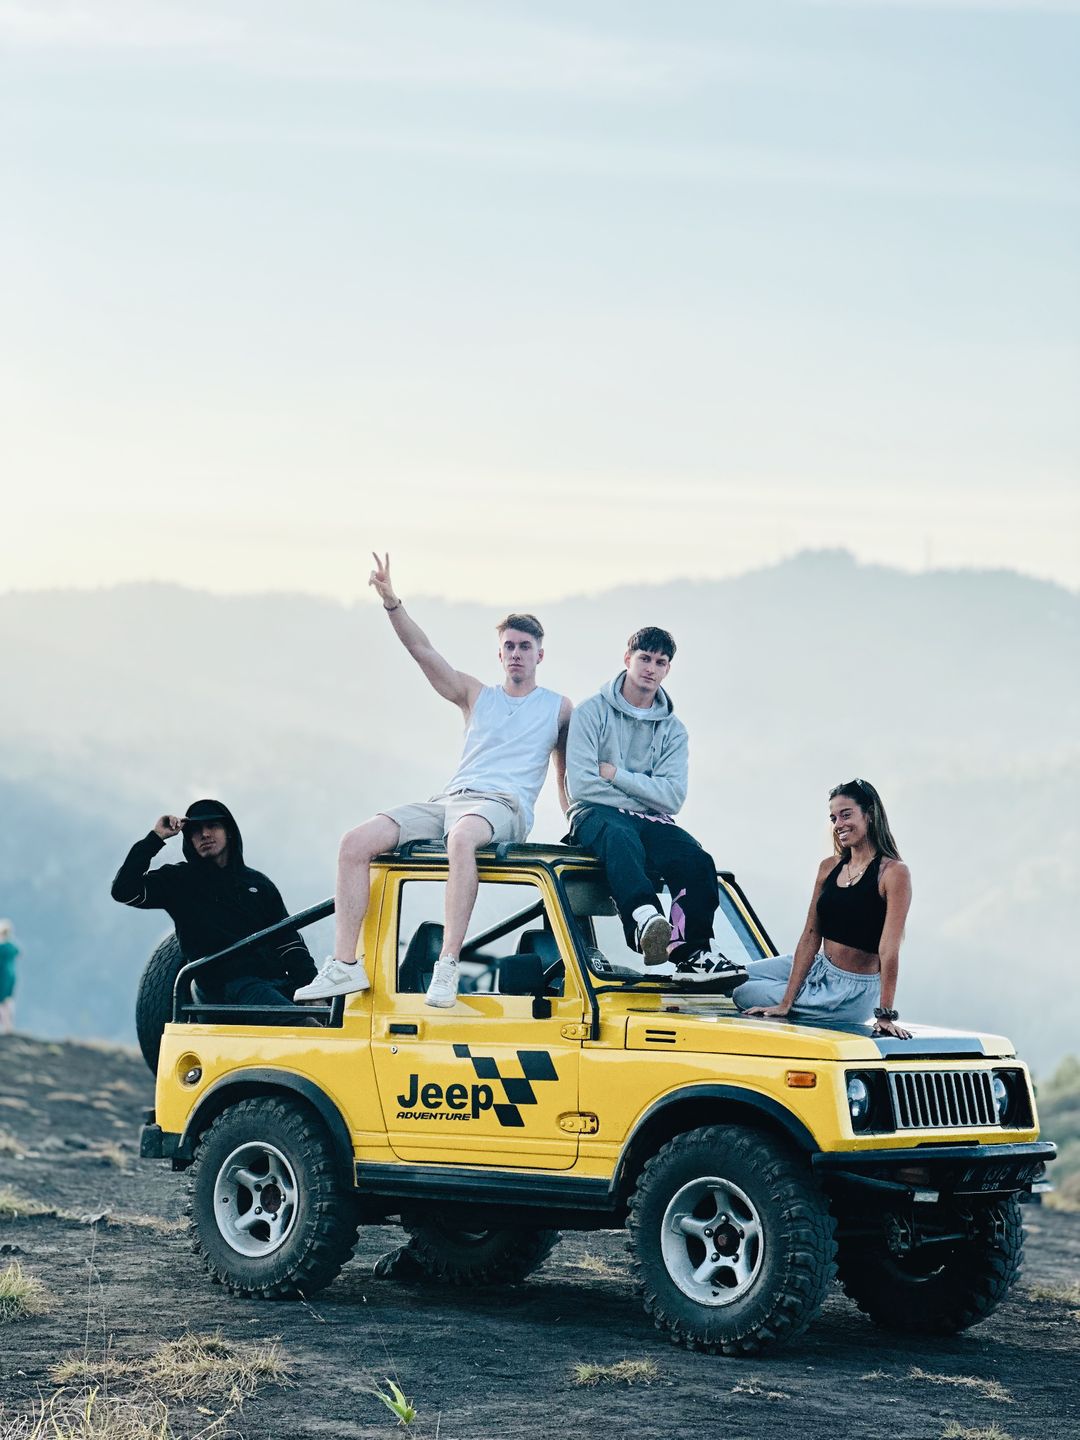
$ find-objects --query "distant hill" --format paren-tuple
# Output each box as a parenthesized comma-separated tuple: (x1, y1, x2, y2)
(1038, 1055, 1080, 1210)
(1, 551, 1076, 1068)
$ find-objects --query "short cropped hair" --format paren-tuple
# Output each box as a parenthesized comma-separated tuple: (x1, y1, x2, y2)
(627, 625, 676, 660)
(496, 613, 545, 644)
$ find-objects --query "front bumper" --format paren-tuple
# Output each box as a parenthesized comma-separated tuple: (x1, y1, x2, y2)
(813, 1139, 1056, 1198)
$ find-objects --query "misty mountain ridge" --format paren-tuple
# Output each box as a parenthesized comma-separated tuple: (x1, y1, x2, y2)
(1, 549, 1076, 1067)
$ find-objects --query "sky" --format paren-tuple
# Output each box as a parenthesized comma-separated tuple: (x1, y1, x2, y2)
(2, 0, 1077, 603)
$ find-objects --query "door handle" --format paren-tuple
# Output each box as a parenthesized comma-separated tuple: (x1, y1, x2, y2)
(387, 1022, 420, 1037)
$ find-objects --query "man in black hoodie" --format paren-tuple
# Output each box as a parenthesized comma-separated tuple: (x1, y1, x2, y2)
(111, 799, 316, 1007)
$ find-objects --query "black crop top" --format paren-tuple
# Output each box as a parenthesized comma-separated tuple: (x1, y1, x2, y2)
(815, 855, 887, 953)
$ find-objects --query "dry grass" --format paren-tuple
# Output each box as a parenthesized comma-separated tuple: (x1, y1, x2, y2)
(90, 1142, 130, 1170)
(571, 1358, 658, 1387)
(569, 1252, 624, 1278)
(51, 1333, 292, 1405)
(72, 1038, 139, 1059)
(0, 1129, 27, 1157)
(941, 1424, 1014, 1440)
(0, 1186, 63, 1221)
(0, 1389, 176, 1439)
(1042, 1168, 1080, 1214)
(106, 1212, 186, 1235)
(910, 1368, 1012, 1404)
(1027, 1280, 1080, 1304)
(0, 1261, 50, 1324)
(730, 1382, 791, 1400)
(0, 1189, 169, 1232)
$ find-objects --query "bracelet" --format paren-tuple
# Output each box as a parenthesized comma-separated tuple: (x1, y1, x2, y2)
(873, 1006, 899, 1022)
(383, 601, 402, 614)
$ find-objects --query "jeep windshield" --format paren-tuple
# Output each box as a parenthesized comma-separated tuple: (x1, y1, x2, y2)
(559, 869, 771, 988)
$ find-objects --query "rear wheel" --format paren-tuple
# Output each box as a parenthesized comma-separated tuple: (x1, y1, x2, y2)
(187, 1096, 357, 1299)
(836, 1197, 1024, 1333)
(627, 1125, 836, 1355)
(399, 1211, 561, 1285)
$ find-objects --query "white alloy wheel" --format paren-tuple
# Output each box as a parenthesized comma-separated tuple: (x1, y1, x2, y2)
(659, 1175, 764, 1306)
(212, 1140, 298, 1258)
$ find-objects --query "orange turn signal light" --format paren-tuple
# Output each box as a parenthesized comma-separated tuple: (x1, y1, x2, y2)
(785, 1071, 817, 1088)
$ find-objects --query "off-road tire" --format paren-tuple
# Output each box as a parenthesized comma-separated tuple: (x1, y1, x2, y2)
(627, 1124, 836, 1355)
(836, 1197, 1024, 1333)
(136, 933, 186, 1073)
(187, 1096, 357, 1300)
(399, 1212, 561, 1286)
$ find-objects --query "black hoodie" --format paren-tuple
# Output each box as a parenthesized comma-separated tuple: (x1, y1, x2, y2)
(111, 801, 315, 989)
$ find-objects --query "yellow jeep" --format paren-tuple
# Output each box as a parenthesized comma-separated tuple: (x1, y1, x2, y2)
(141, 843, 1053, 1356)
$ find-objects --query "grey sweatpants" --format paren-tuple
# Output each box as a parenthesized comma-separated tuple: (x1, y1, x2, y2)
(732, 952, 879, 1026)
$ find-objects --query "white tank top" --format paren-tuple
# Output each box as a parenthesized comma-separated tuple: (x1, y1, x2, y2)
(444, 685, 562, 837)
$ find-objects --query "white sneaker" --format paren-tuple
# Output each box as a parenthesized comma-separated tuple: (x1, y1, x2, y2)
(293, 957, 370, 1001)
(637, 912, 672, 966)
(425, 955, 460, 1008)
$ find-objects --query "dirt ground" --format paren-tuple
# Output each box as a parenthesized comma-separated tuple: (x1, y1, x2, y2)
(1, 1034, 1077, 1440)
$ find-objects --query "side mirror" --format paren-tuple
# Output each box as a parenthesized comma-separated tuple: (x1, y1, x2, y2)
(498, 953, 546, 997)
(498, 953, 555, 1017)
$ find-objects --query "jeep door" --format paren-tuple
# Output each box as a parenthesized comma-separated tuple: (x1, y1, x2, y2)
(370, 872, 584, 1170)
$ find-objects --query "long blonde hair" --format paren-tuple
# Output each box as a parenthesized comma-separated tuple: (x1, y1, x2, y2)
(829, 779, 901, 861)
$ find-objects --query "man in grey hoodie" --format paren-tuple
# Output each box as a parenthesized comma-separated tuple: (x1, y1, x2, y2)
(565, 626, 720, 971)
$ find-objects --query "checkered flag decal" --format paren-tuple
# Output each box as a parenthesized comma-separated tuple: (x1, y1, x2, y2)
(453, 1044, 559, 1128)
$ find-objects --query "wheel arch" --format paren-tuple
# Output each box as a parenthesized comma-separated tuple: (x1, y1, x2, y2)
(613, 1085, 819, 1204)
(177, 1069, 354, 1178)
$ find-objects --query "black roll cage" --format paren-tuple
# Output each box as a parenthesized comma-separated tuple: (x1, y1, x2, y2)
(169, 842, 771, 1040)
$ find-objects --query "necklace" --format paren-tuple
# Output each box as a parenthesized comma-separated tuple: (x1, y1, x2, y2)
(844, 854, 876, 887)
(499, 687, 536, 718)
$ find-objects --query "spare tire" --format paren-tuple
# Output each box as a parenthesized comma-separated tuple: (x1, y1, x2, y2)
(136, 933, 186, 1073)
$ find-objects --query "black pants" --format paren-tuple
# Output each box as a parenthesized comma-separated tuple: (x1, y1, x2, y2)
(571, 806, 720, 960)
(218, 974, 321, 1027)
(221, 974, 294, 1008)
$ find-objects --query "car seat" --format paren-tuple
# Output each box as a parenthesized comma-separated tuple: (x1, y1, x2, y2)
(398, 921, 445, 993)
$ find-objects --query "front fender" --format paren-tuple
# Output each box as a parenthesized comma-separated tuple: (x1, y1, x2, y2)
(613, 1083, 820, 1200)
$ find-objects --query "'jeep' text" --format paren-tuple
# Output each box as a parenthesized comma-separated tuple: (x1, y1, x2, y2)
(396, 1073, 493, 1120)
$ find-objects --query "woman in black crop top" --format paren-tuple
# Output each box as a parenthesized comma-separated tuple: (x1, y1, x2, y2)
(732, 779, 912, 1038)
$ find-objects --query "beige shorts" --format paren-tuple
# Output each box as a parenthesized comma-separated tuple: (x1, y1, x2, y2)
(380, 790, 526, 847)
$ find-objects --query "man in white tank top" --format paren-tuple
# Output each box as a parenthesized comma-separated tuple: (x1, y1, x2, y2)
(294, 553, 572, 1010)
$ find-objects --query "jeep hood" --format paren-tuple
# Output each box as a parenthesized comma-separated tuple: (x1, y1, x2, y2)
(623, 1008, 1017, 1062)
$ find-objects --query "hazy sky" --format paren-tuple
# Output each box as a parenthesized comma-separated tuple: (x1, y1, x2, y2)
(2, 0, 1077, 602)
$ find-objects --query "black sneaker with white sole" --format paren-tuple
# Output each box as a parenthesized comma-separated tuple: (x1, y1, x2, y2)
(671, 951, 748, 987)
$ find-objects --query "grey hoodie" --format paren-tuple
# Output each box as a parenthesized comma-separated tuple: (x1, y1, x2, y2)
(566, 672, 688, 824)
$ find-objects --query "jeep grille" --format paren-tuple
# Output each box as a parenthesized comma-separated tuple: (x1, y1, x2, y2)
(888, 1070, 996, 1130)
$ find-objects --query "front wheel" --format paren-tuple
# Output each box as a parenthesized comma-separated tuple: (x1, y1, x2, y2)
(399, 1211, 561, 1286)
(187, 1096, 358, 1299)
(836, 1197, 1024, 1333)
(627, 1125, 836, 1355)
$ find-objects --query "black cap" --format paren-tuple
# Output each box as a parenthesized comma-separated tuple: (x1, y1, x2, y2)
(184, 799, 229, 825)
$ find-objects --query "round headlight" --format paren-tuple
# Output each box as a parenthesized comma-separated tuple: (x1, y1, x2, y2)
(847, 1075, 872, 1129)
(991, 1073, 1012, 1124)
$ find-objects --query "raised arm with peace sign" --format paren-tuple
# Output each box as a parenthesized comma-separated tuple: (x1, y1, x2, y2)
(367, 551, 481, 715)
